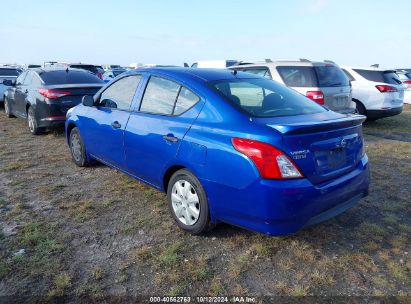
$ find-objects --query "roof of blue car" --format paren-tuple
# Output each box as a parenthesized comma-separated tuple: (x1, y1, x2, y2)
(128, 67, 258, 82)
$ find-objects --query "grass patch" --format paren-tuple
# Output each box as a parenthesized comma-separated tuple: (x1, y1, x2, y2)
(47, 272, 72, 298)
(387, 261, 408, 282)
(61, 200, 94, 222)
(159, 242, 183, 268)
(228, 251, 252, 279)
(0, 161, 33, 173)
(91, 267, 105, 280)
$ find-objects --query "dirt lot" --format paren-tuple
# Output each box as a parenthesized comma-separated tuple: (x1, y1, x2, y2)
(0, 105, 410, 301)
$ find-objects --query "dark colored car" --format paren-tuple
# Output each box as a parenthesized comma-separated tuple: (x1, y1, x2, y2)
(3, 68, 103, 134)
(65, 68, 369, 235)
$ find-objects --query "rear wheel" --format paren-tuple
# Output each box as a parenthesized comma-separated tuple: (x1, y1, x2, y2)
(69, 127, 90, 167)
(355, 100, 367, 116)
(27, 107, 43, 135)
(167, 169, 212, 235)
(4, 98, 14, 118)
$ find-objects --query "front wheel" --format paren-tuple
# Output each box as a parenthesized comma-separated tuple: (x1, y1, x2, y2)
(4, 98, 14, 118)
(167, 169, 212, 235)
(69, 127, 90, 167)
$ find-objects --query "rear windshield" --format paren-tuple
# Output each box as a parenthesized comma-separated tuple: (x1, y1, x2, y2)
(39, 70, 103, 85)
(353, 69, 402, 85)
(69, 65, 98, 74)
(276, 65, 349, 87)
(210, 78, 326, 118)
(0, 69, 21, 76)
(112, 69, 126, 76)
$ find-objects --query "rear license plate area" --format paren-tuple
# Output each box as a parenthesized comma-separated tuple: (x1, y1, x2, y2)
(333, 96, 348, 108)
(328, 147, 346, 169)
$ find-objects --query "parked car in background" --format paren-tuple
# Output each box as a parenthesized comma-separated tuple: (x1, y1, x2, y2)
(189, 60, 239, 68)
(3, 68, 103, 134)
(103, 64, 121, 71)
(102, 68, 127, 83)
(0, 66, 22, 104)
(27, 64, 42, 69)
(65, 68, 369, 235)
(230, 59, 355, 114)
(342, 67, 404, 120)
(395, 70, 411, 104)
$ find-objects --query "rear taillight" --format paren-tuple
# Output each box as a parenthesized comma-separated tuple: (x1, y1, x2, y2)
(38, 89, 71, 99)
(375, 85, 398, 93)
(402, 80, 411, 85)
(97, 72, 103, 80)
(232, 138, 303, 179)
(306, 91, 324, 104)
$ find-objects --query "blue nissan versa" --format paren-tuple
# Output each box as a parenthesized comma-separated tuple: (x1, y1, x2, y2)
(65, 68, 370, 235)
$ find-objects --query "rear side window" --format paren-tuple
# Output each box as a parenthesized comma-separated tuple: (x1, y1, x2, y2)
(40, 70, 103, 85)
(0, 69, 21, 76)
(174, 87, 200, 115)
(353, 69, 402, 85)
(240, 67, 272, 79)
(140, 76, 200, 115)
(99, 75, 141, 110)
(314, 65, 350, 87)
(276, 66, 318, 87)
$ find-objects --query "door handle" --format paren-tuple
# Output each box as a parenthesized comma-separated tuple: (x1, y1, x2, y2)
(163, 134, 178, 143)
(111, 121, 121, 129)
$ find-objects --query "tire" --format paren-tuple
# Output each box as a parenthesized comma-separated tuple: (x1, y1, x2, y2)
(69, 127, 90, 167)
(355, 100, 367, 116)
(27, 106, 43, 135)
(4, 98, 14, 118)
(167, 169, 212, 235)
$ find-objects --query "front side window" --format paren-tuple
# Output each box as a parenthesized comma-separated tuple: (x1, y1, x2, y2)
(99, 75, 141, 110)
(211, 78, 326, 118)
(15, 71, 27, 85)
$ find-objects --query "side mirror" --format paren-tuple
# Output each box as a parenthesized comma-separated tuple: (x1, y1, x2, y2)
(82, 95, 94, 107)
(183, 62, 189, 68)
(109, 75, 114, 78)
(3, 79, 14, 86)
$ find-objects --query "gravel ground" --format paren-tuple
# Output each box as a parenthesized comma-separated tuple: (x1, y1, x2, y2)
(0, 105, 410, 302)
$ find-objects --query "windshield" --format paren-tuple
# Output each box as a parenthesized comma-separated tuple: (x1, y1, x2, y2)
(210, 78, 326, 118)
(314, 65, 350, 87)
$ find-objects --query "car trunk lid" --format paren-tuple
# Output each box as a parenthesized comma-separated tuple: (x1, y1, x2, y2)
(256, 112, 366, 185)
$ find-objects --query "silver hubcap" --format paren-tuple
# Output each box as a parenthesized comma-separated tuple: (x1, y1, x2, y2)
(28, 110, 35, 132)
(171, 180, 200, 226)
(70, 133, 82, 162)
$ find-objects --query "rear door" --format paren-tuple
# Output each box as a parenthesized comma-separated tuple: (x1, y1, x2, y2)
(124, 74, 203, 187)
(5, 70, 27, 115)
(82, 75, 142, 169)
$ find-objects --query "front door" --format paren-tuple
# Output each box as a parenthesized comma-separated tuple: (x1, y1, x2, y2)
(81, 74, 142, 169)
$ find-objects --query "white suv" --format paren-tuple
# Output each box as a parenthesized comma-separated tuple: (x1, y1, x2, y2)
(230, 59, 355, 114)
(342, 67, 404, 120)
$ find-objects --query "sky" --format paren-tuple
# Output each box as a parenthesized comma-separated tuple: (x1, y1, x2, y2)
(1, 0, 410, 69)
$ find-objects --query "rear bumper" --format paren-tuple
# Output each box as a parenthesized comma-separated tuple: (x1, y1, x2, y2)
(367, 106, 403, 120)
(203, 155, 370, 235)
(38, 116, 66, 128)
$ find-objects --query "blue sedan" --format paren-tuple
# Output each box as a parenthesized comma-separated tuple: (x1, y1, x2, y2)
(65, 68, 370, 235)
